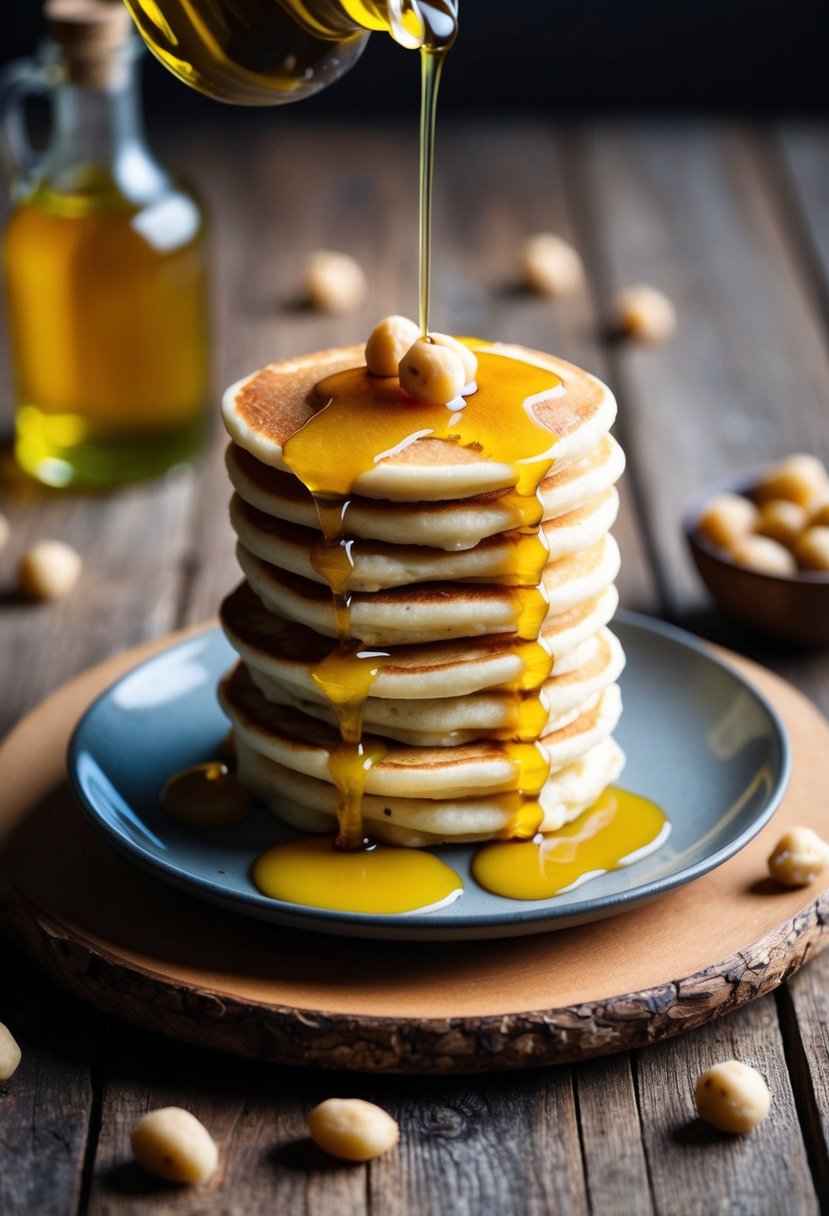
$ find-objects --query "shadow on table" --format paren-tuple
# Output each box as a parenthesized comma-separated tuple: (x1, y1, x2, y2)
(101, 1161, 184, 1196)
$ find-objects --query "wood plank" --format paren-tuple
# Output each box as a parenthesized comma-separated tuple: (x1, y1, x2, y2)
(85, 1038, 587, 1216)
(86, 1032, 366, 1216)
(575, 1054, 654, 1215)
(369, 1071, 587, 1216)
(0, 444, 197, 740)
(568, 122, 829, 620)
(635, 997, 818, 1215)
(778, 123, 829, 316)
(0, 949, 97, 1216)
(778, 949, 829, 1199)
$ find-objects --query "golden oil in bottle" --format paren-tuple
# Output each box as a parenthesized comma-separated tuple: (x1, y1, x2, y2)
(122, 0, 457, 105)
(2, 2, 210, 487)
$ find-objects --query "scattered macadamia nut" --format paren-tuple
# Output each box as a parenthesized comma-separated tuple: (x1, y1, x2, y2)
(731, 534, 797, 576)
(365, 315, 421, 376)
(521, 233, 585, 298)
(308, 1098, 399, 1162)
(0, 1023, 22, 1083)
(399, 338, 466, 404)
(754, 498, 809, 548)
(428, 332, 478, 383)
(610, 283, 677, 343)
(695, 1061, 771, 1133)
(305, 250, 367, 315)
(754, 455, 829, 511)
(768, 826, 829, 888)
(0, 512, 9, 554)
(793, 526, 829, 572)
(18, 540, 82, 601)
(131, 1107, 218, 1183)
(698, 494, 759, 550)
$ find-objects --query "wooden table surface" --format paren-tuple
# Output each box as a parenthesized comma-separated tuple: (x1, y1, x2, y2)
(2, 116, 829, 1215)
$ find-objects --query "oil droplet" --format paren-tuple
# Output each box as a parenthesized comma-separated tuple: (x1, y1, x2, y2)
(252, 835, 463, 914)
(471, 787, 669, 901)
(160, 762, 251, 830)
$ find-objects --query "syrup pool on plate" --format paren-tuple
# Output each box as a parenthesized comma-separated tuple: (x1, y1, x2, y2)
(472, 788, 670, 901)
(252, 835, 463, 915)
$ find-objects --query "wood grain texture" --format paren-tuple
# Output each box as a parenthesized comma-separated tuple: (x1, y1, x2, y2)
(0, 954, 97, 1216)
(567, 122, 829, 618)
(635, 998, 818, 1215)
(575, 1054, 655, 1216)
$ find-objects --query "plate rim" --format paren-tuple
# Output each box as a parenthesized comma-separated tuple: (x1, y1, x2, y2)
(66, 610, 792, 937)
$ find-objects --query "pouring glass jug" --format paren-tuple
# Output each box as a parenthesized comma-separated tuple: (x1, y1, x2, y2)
(122, 0, 458, 106)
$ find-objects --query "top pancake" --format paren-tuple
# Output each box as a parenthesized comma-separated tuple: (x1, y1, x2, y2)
(222, 342, 616, 501)
(226, 433, 625, 553)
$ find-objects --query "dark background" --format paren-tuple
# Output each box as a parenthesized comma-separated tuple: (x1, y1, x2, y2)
(1, 0, 828, 115)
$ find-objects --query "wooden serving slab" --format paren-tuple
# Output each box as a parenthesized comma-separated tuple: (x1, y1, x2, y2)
(1, 627, 828, 1075)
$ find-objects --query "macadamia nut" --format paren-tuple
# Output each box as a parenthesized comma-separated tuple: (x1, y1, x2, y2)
(754, 498, 808, 548)
(695, 1061, 771, 1133)
(308, 1098, 399, 1162)
(793, 526, 829, 572)
(610, 283, 677, 343)
(131, 1107, 218, 1183)
(399, 338, 466, 404)
(18, 540, 82, 601)
(698, 494, 758, 550)
(306, 250, 366, 315)
(755, 455, 829, 511)
(731, 534, 797, 576)
(365, 315, 421, 376)
(0, 1023, 21, 1083)
(768, 826, 829, 887)
(428, 332, 478, 383)
(521, 233, 585, 298)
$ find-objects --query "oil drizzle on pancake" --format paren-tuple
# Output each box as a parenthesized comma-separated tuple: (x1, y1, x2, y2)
(308, 495, 391, 848)
(279, 349, 563, 854)
(471, 787, 670, 901)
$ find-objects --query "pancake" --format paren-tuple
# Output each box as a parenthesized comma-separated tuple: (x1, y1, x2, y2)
(234, 733, 626, 846)
(229, 487, 619, 591)
(220, 660, 623, 799)
(221, 580, 620, 702)
(225, 433, 626, 552)
(245, 629, 622, 746)
(222, 342, 617, 501)
(237, 532, 621, 646)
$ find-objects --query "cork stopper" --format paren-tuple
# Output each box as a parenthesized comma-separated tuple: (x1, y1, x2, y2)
(45, 0, 136, 87)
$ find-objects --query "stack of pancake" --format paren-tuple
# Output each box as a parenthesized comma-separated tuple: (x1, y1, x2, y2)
(219, 341, 626, 847)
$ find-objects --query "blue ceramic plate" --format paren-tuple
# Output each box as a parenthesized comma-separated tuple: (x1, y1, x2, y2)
(68, 612, 790, 941)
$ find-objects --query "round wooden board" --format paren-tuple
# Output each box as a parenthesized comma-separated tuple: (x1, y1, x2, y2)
(1, 626, 828, 1074)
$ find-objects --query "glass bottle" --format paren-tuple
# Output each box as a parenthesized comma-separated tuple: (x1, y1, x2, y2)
(1, 0, 210, 488)
(122, 0, 458, 106)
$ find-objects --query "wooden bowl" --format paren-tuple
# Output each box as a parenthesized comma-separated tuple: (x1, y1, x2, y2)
(684, 467, 829, 646)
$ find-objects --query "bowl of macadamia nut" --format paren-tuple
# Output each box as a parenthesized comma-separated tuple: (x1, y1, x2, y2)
(684, 455, 829, 645)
